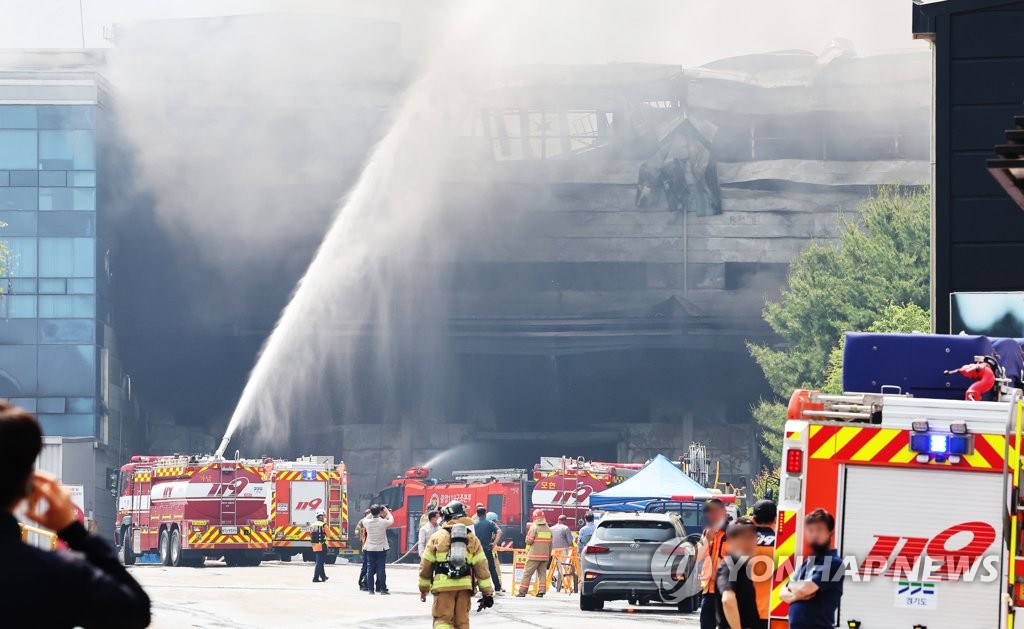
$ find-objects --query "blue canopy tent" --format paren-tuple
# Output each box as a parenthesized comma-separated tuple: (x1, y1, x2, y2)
(589, 454, 715, 512)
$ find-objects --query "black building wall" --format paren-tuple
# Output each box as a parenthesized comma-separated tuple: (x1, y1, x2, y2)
(914, 0, 1024, 331)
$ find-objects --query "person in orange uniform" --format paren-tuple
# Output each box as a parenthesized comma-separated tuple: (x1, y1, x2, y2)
(697, 498, 731, 629)
(750, 499, 777, 629)
(516, 509, 552, 598)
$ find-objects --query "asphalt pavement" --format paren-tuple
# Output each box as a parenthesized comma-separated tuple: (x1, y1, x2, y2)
(129, 558, 701, 628)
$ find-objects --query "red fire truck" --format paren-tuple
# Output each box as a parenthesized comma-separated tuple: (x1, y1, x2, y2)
(771, 332, 1024, 628)
(530, 456, 645, 529)
(115, 455, 272, 567)
(371, 467, 531, 561)
(266, 456, 349, 563)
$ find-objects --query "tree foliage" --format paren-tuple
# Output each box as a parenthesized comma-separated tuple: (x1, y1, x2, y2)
(750, 186, 931, 464)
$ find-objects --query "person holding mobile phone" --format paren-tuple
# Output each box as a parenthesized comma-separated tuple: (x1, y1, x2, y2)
(0, 402, 151, 628)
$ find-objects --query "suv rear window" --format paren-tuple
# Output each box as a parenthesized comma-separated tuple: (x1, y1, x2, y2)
(593, 520, 677, 543)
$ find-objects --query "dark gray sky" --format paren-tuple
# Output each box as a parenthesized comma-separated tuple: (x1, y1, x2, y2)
(1, 0, 928, 66)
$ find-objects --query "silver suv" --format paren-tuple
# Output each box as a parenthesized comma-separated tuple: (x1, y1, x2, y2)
(578, 511, 701, 612)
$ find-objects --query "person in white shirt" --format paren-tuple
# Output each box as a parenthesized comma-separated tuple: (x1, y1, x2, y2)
(549, 514, 575, 588)
(362, 504, 395, 594)
(417, 510, 441, 556)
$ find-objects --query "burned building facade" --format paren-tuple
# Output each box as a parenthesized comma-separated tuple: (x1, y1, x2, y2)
(336, 47, 930, 499)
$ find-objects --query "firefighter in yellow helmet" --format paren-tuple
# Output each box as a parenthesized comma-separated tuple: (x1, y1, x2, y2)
(419, 500, 495, 629)
(516, 509, 552, 598)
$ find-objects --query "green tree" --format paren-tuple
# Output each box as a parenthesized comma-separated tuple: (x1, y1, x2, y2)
(750, 186, 930, 464)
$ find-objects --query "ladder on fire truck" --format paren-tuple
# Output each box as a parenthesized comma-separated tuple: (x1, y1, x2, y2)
(219, 460, 237, 527)
(452, 469, 528, 483)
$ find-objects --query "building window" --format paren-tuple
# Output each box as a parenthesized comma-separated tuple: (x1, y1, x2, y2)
(39, 171, 66, 187)
(0, 130, 37, 169)
(38, 295, 95, 318)
(2, 237, 38, 276)
(38, 279, 66, 294)
(38, 237, 94, 278)
(0, 105, 38, 129)
(69, 171, 95, 187)
(3, 295, 36, 318)
(38, 130, 95, 170)
(0, 188, 38, 211)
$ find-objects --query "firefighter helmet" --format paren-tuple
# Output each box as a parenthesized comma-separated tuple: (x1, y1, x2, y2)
(441, 500, 467, 521)
(315, 508, 326, 518)
(532, 509, 546, 520)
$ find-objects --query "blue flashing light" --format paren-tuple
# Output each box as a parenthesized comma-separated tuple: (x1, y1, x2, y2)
(929, 434, 949, 455)
(301, 469, 316, 480)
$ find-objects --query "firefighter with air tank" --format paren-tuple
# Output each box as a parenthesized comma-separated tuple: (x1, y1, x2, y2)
(419, 500, 494, 629)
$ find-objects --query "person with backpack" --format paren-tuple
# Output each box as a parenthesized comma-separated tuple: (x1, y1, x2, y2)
(419, 501, 495, 628)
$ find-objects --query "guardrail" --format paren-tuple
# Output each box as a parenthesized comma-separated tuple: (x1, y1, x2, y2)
(19, 523, 58, 551)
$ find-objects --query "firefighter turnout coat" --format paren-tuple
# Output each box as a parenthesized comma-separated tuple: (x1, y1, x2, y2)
(525, 519, 552, 560)
(418, 517, 495, 596)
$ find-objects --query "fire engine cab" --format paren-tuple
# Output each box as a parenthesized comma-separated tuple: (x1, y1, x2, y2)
(266, 456, 349, 563)
(371, 467, 531, 561)
(115, 455, 271, 567)
(772, 333, 1024, 629)
(531, 456, 645, 529)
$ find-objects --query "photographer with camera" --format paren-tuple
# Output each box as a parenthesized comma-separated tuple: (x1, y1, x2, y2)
(0, 402, 151, 628)
(419, 501, 494, 628)
(361, 504, 394, 595)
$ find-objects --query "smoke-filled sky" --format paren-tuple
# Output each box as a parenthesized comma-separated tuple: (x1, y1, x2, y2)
(2, 0, 928, 64)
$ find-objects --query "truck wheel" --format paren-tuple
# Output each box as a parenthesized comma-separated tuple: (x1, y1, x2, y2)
(580, 595, 604, 611)
(245, 551, 263, 567)
(158, 529, 171, 566)
(301, 550, 315, 563)
(677, 593, 700, 613)
(324, 554, 337, 565)
(121, 529, 136, 566)
(169, 528, 183, 567)
(224, 551, 244, 567)
(181, 551, 204, 567)
(279, 551, 293, 562)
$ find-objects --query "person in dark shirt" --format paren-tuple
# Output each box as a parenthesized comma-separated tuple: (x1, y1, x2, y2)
(473, 507, 503, 592)
(780, 508, 844, 629)
(715, 517, 761, 629)
(0, 402, 151, 629)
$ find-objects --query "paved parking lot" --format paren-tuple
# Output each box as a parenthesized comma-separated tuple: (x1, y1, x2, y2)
(130, 559, 701, 628)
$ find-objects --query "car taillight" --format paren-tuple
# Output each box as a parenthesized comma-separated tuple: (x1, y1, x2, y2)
(786, 448, 804, 474)
(585, 545, 610, 554)
(584, 571, 600, 581)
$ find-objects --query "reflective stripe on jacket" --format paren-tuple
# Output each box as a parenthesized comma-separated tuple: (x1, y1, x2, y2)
(418, 517, 495, 595)
(525, 520, 552, 560)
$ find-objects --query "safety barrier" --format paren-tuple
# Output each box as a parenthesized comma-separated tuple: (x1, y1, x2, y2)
(20, 522, 58, 551)
(506, 547, 580, 594)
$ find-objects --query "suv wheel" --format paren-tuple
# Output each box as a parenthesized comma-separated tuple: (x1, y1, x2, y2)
(580, 595, 604, 611)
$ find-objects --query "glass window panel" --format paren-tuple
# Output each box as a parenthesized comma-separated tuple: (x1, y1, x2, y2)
(38, 279, 66, 294)
(38, 171, 66, 187)
(0, 130, 37, 169)
(39, 237, 94, 278)
(9, 171, 36, 186)
(0, 188, 38, 211)
(39, 187, 72, 211)
(69, 171, 95, 187)
(38, 130, 94, 170)
(38, 211, 93, 237)
(9, 397, 36, 412)
(39, 295, 94, 318)
(4, 295, 36, 318)
(37, 106, 95, 130)
(2, 237, 37, 276)
(38, 414, 95, 437)
(0, 106, 37, 129)
(67, 397, 94, 413)
(72, 188, 95, 211)
(67, 278, 94, 294)
(38, 319, 94, 344)
(0, 212, 36, 236)
(10, 279, 35, 293)
(37, 397, 65, 413)
(38, 345, 94, 396)
(0, 172, 8, 186)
